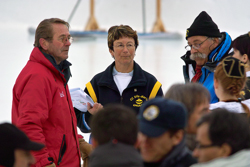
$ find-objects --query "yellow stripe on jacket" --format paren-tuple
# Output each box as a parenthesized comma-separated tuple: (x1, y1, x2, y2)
(86, 82, 97, 103)
(149, 81, 162, 99)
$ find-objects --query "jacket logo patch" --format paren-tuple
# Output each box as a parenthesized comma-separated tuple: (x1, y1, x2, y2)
(130, 95, 147, 107)
(60, 91, 65, 97)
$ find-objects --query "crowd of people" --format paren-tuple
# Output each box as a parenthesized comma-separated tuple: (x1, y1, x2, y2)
(1, 10, 250, 167)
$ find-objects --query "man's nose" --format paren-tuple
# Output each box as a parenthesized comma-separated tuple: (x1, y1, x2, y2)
(65, 38, 71, 46)
(190, 46, 198, 54)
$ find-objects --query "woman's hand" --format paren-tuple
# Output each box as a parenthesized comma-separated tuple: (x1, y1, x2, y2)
(87, 102, 103, 115)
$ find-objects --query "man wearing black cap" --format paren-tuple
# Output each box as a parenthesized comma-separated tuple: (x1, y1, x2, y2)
(138, 97, 197, 167)
(0, 123, 44, 167)
(181, 11, 232, 103)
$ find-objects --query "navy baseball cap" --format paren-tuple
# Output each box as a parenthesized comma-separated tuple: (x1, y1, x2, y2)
(138, 97, 187, 137)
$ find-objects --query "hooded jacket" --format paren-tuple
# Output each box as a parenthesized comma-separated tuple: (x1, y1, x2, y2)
(181, 32, 232, 103)
(12, 47, 81, 167)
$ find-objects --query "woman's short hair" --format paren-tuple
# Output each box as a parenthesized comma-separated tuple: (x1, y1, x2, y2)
(107, 25, 139, 51)
(232, 32, 250, 59)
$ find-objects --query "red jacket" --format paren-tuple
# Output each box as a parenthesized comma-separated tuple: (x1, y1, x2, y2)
(12, 47, 81, 167)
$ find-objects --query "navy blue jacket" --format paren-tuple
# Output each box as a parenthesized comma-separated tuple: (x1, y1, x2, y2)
(75, 61, 163, 132)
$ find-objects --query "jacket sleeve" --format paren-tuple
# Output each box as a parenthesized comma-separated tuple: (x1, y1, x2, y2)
(73, 85, 94, 133)
(14, 74, 53, 166)
(156, 86, 163, 97)
(74, 107, 91, 133)
(149, 81, 163, 99)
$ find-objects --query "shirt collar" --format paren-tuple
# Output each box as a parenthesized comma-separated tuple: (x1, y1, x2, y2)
(112, 66, 133, 76)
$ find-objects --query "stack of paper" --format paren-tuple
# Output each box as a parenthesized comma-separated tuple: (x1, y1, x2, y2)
(69, 88, 94, 112)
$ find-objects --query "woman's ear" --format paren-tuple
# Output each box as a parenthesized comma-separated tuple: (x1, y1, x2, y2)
(39, 38, 49, 50)
(214, 78, 218, 89)
(242, 54, 249, 64)
(109, 48, 115, 59)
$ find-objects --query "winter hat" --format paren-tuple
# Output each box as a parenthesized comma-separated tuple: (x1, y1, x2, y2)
(138, 97, 187, 137)
(186, 11, 222, 39)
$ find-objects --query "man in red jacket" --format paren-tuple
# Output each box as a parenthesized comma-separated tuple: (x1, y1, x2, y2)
(12, 18, 90, 167)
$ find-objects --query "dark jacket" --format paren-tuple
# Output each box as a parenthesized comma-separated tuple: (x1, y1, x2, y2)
(89, 141, 144, 167)
(181, 32, 232, 103)
(76, 61, 163, 132)
(144, 139, 197, 167)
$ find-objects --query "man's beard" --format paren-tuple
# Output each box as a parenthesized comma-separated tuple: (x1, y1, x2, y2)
(190, 52, 207, 60)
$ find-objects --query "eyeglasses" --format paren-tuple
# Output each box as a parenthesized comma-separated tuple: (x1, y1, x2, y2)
(114, 43, 135, 50)
(58, 36, 73, 44)
(195, 142, 220, 149)
(185, 37, 210, 51)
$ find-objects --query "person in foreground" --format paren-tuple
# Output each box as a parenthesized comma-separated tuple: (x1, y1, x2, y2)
(12, 18, 89, 166)
(75, 24, 163, 133)
(88, 104, 143, 167)
(232, 32, 250, 99)
(165, 82, 210, 151)
(210, 56, 250, 116)
(0, 123, 44, 167)
(191, 108, 250, 167)
(138, 97, 197, 167)
(181, 11, 232, 103)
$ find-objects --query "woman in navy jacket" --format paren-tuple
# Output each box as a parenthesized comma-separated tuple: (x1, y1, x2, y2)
(75, 25, 163, 133)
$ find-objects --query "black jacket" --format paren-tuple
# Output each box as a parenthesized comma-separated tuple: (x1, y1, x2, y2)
(75, 61, 163, 132)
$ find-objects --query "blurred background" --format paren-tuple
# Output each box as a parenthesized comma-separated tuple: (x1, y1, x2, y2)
(1, 0, 250, 140)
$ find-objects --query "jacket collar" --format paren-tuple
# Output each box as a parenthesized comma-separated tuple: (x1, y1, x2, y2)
(160, 137, 191, 166)
(30, 47, 72, 84)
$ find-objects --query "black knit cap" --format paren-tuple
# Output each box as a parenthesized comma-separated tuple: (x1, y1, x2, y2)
(186, 11, 222, 39)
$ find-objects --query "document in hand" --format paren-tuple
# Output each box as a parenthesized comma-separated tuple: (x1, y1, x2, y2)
(69, 88, 95, 112)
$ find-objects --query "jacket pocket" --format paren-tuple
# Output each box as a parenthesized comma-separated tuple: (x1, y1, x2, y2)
(57, 134, 66, 165)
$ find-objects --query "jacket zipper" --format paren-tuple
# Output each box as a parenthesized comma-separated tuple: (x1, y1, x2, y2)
(57, 134, 66, 165)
